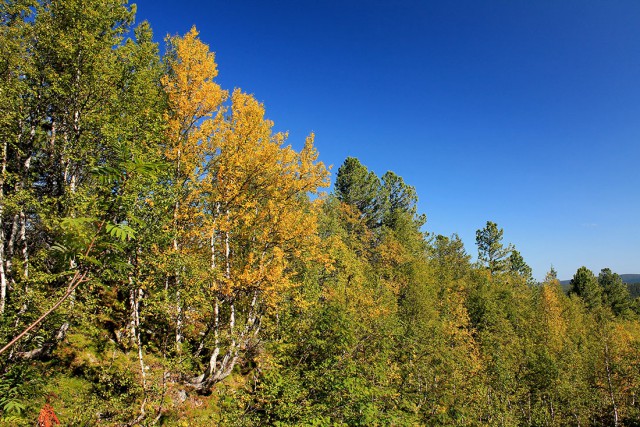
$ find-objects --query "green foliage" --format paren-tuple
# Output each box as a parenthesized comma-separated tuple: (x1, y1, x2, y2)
(570, 266, 603, 309)
(335, 157, 383, 227)
(508, 249, 534, 284)
(105, 222, 136, 242)
(0, 364, 44, 425)
(380, 170, 425, 229)
(599, 268, 632, 316)
(475, 221, 513, 274)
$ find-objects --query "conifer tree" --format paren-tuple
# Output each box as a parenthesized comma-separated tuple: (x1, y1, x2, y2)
(508, 249, 534, 284)
(599, 268, 631, 316)
(335, 157, 382, 228)
(570, 266, 603, 310)
(475, 221, 513, 274)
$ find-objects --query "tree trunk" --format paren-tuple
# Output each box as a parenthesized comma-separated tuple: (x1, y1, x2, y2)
(132, 287, 146, 388)
(19, 209, 27, 278)
(172, 152, 183, 350)
(0, 139, 7, 314)
(604, 341, 619, 427)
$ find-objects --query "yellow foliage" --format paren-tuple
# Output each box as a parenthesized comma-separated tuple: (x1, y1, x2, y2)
(162, 26, 227, 186)
(540, 283, 567, 353)
(158, 28, 330, 354)
(197, 89, 329, 306)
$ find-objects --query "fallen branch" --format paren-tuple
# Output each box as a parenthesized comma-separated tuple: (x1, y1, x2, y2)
(0, 270, 88, 356)
(0, 220, 104, 356)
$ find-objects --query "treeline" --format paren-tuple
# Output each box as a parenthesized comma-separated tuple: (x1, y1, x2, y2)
(0, 1, 639, 426)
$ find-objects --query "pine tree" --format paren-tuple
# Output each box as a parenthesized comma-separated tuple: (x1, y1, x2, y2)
(335, 157, 383, 228)
(475, 221, 513, 274)
(598, 268, 631, 316)
(570, 266, 603, 310)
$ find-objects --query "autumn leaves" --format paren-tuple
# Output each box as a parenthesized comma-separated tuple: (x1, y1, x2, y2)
(161, 27, 329, 387)
(165, 27, 330, 299)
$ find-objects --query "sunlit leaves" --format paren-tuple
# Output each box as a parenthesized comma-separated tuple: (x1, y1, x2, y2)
(105, 223, 136, 242)
(203, 89, 329, 303)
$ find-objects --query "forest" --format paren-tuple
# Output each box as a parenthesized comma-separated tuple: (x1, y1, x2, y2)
(1, 1, 640, 425)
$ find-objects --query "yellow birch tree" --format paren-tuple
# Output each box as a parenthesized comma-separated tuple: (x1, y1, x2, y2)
(161, 26, 227, 347)
(191, 89, 329, 389)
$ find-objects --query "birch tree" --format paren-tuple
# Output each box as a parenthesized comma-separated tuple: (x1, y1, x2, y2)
(161, 26, 227, 348)
(191, 89, 329, 389)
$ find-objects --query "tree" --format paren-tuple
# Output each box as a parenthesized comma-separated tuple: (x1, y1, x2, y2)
(161, 25, 228, 348)
(544, 266, 558, 283)
(0, 0, 157, 356)
(380, 171, 425, 229)
(0, 1, 168, 422)
(0, 0, 36, 315)
(569, 267, 602, 310)
(335, 157, 382, 228)
(189, 89, 330, 390)
(475, 221, 513, 274)
(599, 268, 631, 317)
(508, 249, 534, 284)
(431, 234, 471, 282)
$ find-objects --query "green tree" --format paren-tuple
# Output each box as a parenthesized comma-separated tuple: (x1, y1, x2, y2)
(545, 265, 558, 282)
(0, 1, 168, 423)
(432, 233, 471, 282)
(598, 268, 631, 317)
(0, 0, 150, 355)
(569, 266, 603, 310)
(475, 221, 513, 274)
(380, 171, 425, 229)
(335, 157, 382, 228)
(508, 249, 534, 284)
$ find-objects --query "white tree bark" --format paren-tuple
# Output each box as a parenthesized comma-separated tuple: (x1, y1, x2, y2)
(604, 341, 619, 427)
(0, 140, 7, 314)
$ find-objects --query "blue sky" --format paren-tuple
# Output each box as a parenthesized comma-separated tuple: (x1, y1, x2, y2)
(132, 0, 640, 280)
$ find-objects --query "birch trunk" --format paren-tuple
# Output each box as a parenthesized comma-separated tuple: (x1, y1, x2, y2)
(0, 140, 7, 314)
(19, 209, 27, 279)
(604, 341, 619, 427)
(132, 287, 146, 388)
(172, 152, 183, 350)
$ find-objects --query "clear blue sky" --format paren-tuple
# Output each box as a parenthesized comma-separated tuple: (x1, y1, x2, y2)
(132, 0, 640, 281)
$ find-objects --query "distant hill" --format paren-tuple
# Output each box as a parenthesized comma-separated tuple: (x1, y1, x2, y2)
(620, 274, 640, 284)
(560, 274, 640, 298)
